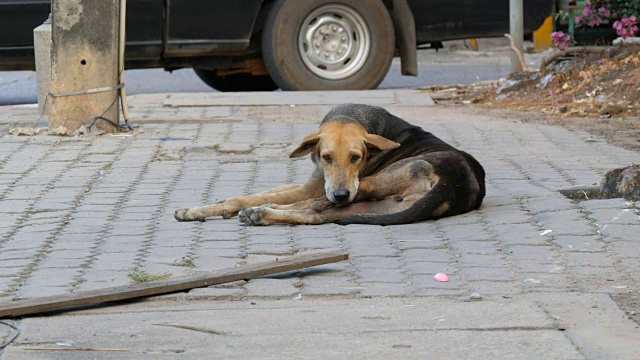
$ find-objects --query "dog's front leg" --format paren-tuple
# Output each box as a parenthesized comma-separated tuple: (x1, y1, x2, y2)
(174, 180, 324, 222)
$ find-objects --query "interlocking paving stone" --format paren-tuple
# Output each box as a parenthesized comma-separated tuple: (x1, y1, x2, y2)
(0, 104, 638, 303)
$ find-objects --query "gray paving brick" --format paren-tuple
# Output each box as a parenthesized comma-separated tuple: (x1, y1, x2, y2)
(185, 287, 245, 299)
(244, 278, 300, 298)
(564, 251, 618, 267)
(439, 224, 492, 241)
(589, 207, 640, 225)
(575, 277, 631, 293)
(569, 266, 626, 280)
(360, 283, 411, 297)
(351, 256, 403, 269)
(404, 262, 459, 276)
(302, 286, 361, 296)
(520, 273, 577, 290)
(462, 267, 515, 281)
(357, 268, 407, 283)
(468, 281, 522, 295)
(449, 240, 501, 255)
(2, 98, 640, 304)
(523, 197, 575, 214)
(507, 245, 557, 260)
(395, 239, 445, 250)
(513, 259, 565, 274)
(578, 198, 633, 210)
(410, 274, 463, 289)
(402, 249, 453, 263)
(245, 244, 295, 255)
(608, 241, 640, 258)
(553, 235, 606, 252)
(348, 245, 399, 258)
(598, 224, 640, 241)
(457, 254, 508, 268)
(413, 288, 467, 296)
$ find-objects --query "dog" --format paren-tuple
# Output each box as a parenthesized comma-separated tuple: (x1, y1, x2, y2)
(174, 104, 485, 226)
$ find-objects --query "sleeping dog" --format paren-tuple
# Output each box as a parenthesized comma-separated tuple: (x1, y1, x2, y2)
(175, 104, 485, 225)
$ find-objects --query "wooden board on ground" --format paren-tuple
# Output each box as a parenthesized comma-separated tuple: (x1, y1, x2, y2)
(0, 252, 348, 318)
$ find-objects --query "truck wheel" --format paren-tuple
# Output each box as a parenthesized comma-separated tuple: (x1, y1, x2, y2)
(193, 70, 279, 92)
(262, 0, 394, 90)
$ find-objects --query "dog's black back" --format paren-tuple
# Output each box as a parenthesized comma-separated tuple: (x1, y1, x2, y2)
(323, 104, 485, 225)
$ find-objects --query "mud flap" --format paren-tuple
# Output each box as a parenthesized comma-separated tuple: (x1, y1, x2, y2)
(390, 0, 418, 76)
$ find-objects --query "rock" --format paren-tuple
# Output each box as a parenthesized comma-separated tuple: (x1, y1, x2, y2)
(469, 293, 482, 300)
(8, 127, 42, 136)
(73, 125, 89, 137)
(48, 125, 71, 136)
(600, 165, 640, 201)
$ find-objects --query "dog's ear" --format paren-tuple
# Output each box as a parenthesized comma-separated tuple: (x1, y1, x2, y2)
(290, 130, 321, 158)
(364, 134, 400, 154)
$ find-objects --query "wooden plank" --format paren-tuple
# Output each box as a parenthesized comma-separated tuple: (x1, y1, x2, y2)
(0, 252, 348, 318)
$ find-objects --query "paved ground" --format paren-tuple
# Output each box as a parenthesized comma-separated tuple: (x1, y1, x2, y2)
(0, 90, 639, 359)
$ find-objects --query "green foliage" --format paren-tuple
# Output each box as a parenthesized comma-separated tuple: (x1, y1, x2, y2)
(128, 270, 172, 283)
(609, 0, 640, 18)
(172, 255, 197, 268)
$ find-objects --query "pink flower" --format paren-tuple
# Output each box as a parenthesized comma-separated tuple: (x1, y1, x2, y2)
(551, 31, 572, 50)
(588, 15, 602, 27)
(615, 16, 639, 39)
(597, 7, 610, 18)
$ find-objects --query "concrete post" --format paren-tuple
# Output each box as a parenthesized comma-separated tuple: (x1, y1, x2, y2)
(34, 14, 52, 120)
(509, 0, 524, 73)
(49, 0, 120, 133)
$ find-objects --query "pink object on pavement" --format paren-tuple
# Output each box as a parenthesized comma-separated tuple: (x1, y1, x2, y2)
(434, 273, 449, 282)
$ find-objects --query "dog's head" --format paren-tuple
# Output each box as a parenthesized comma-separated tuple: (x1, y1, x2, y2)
(290, 121, 400, 205)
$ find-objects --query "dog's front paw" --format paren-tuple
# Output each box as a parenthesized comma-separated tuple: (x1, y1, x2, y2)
(174, 208, 205, 222)
(239, 207, 268, 226)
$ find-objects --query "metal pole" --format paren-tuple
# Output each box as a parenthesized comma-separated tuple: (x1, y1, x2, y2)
(509, 0, 524, 73)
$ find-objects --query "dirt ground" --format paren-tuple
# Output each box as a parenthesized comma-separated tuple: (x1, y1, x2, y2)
(612, 292, 640, 325)
(428, 44, 640, 152)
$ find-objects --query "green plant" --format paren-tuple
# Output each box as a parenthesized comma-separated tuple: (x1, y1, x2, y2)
(172, 255, 197, 268)
(552, 0, 640, 49)
(128, 270, 172, 283)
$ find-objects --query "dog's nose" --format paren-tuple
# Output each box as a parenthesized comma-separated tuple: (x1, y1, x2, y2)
(333, 189, 350, 202)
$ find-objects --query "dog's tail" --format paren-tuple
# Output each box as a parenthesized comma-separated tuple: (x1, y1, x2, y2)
(335, 183, 453, 226)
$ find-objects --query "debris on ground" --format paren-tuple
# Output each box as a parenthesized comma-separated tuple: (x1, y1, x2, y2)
(425, 44, 640, 152)
(434, 273, 449, 282)
(8, 127, 45, 136)
(48, 125, 71, 136)
(428, 44, 640, 118)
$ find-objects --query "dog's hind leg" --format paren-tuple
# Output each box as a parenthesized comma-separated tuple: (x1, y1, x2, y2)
(239, 194, 425, 226)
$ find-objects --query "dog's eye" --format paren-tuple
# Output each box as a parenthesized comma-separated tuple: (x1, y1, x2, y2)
(351, 155, 361, 163)
(323, 155, 332, 164)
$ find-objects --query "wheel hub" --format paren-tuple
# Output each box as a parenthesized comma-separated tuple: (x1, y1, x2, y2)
(298, 5, 371, 80)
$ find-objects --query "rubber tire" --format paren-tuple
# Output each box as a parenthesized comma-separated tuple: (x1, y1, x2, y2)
(262, 0, 395, 91)
(193, 69, 279, 92)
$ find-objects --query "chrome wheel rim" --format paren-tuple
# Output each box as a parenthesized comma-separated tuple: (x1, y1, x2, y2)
(297, 4, 371, 80)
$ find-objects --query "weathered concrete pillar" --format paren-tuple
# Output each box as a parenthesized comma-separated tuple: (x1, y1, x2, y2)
(49, 0, 120, 133)
(34, 14, 52, 119)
